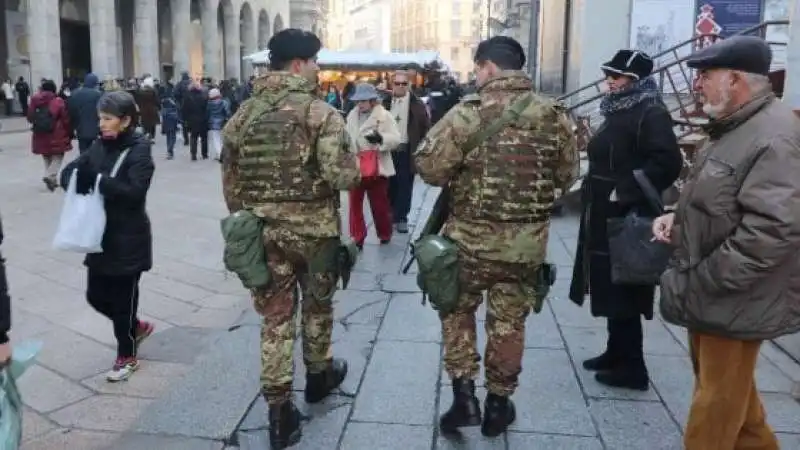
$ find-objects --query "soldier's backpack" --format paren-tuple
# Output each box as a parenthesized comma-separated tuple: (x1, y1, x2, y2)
(220, 210, 270, 289)
(31, 102, 55, 134)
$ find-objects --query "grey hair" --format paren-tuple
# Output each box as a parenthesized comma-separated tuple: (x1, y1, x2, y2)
(739, 72, 771, 91)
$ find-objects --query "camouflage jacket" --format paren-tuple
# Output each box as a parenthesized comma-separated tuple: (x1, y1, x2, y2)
(414, 71, 579, 264)
(221, 72, 360, 238)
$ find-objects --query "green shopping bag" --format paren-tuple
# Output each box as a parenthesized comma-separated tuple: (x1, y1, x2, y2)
(0, 341, 42, 450)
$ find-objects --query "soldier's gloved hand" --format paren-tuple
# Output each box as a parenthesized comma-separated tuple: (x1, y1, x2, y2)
(365, 130, 383, 145)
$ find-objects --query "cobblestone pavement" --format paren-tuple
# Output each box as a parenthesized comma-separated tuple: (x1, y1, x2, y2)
(1, 132, 799, 450)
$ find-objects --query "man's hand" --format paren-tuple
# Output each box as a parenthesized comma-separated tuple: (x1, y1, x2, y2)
(652, 212, 675, 244)
(0, 342, 11, 367)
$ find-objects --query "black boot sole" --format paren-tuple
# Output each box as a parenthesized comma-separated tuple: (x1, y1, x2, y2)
(481, 403, 516, 437)
(594, 372, 649, 391)
(439, 410, 482, 434)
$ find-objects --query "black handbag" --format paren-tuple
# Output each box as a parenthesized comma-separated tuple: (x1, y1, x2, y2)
(606, 169, 673, 285)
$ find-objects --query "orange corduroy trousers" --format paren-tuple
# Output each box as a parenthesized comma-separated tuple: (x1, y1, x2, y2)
(684, 332, 780, 450)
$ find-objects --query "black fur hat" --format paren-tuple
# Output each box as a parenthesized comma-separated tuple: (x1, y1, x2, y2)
(601, 50, 654, 80)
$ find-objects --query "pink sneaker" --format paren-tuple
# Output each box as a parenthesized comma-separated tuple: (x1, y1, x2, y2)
(136, 321, 155, 345)
(106, 357, 139, 382)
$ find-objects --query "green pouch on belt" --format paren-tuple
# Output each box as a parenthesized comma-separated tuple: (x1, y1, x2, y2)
(413, 235, 460, 315)
(220, 210, 270, 289)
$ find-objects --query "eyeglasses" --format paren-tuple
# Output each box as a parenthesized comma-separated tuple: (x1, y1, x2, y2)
(394, 82, 408, 86)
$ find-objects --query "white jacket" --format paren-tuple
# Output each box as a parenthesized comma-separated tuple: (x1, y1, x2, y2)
(345, 104, 402, 177)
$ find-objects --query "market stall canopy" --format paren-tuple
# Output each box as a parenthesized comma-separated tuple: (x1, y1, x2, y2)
(243, 48, 448, 71)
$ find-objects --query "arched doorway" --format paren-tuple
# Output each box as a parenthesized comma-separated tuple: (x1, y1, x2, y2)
(217, 0, 237, 80)
(190, 0, 203, 78)
(257, 9, 270, 50)
(239, 2, 256, 80)
(274, 14, 284, 34)
(59, 0, 91, 81)
(157, 0, 173, 81)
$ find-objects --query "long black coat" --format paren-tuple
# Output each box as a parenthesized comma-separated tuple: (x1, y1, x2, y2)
(568, 98, 682, 319)
(181, 88, 209, 133)
(60, 131, 155, 275)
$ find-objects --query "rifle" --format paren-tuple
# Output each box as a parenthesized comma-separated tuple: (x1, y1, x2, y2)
(401, 187, 451, 274)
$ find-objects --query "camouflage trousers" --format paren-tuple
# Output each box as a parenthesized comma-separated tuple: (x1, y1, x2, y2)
(441, 252, 536, 397)
(251, 227, 340, 406)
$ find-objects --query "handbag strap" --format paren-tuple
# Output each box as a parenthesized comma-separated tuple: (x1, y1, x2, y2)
(110, 148, 130, 178)
(632, 169, 664, 214)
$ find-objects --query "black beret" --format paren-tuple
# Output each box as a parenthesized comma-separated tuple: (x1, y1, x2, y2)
(268, 28, 322, 64)
(686, 35, 772, 75)
(474, 36, 526, 70)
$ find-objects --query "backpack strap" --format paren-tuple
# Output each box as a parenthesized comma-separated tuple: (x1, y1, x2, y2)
(462, 92, 535, 153)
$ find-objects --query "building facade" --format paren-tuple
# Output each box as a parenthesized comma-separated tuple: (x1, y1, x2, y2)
(324, 0, 390, 51)
(0, 0, 290, 86)
(290, 0, 324, 34)
(390, 0, 485, 80)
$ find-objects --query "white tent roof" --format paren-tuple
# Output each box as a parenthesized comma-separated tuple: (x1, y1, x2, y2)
(243, 48, 447, 71)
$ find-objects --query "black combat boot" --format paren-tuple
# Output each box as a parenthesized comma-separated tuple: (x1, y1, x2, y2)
(268, 400, 302, 450)
(439, 378, 481, 433)
(481, 393, 516, 437)
(305, 358, 348, 404)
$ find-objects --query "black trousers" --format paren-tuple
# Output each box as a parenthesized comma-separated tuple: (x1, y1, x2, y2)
(144, 125, 156, 140)
(189, 130, 208, 158)
(606, 317, 645, 366)
(86, 270, 142, 358)
(4, 99, 12, 116)
(388, 144, 415, 223)
(182, 124, 189, 145)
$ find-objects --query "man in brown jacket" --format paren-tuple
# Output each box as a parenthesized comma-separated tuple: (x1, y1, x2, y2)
(654, 36, 800, 450)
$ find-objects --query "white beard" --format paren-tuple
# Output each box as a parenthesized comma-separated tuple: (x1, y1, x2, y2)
(701, 77, 732, 118)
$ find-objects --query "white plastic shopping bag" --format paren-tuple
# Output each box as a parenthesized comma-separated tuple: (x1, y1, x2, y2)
(0, 340, 42, 450)
(51, 149, 130, 254)
(52, 170, 106, 253)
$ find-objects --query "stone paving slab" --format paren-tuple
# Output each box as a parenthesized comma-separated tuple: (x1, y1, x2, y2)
(2, 131, 799, 449)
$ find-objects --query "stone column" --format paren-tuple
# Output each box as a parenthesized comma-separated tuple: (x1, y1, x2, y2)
(784, 0, 800, 109)
(225, 16, 241, 80)
(172, 0, 192, 79)
(27, 0, 63, 86)
(202, 0, 222, 80)
(89, 0, 120, 79)
(135, 0, 161, 76)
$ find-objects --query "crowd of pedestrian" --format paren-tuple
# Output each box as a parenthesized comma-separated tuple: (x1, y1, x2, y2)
(1, 25, 799, 450)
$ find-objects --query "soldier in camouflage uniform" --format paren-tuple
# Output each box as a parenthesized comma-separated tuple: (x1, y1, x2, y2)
(221, 29, 361, 450)
(414, 36, 579, 437)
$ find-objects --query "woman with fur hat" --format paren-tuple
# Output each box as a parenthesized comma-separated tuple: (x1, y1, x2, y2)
(568, 49, 683, 390)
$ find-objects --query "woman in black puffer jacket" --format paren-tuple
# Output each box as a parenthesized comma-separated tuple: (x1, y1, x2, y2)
(59, 91, 156, 383)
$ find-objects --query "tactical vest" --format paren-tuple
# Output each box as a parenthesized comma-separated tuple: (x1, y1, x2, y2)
(453, 94, 561, 223)
(236, 91, 335, 205)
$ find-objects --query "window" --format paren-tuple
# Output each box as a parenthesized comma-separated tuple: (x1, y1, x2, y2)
(452, 19, 461, 38)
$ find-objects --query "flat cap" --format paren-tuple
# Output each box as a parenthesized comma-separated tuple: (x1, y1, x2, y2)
(268, 28, 322, 64)
(685, 35, 772, 75)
